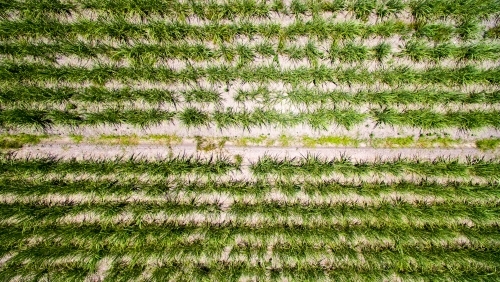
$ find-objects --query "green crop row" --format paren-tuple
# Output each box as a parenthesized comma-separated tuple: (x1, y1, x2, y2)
(372, 108, 500, 130)
(0, 108, 365, 129)
(2, 84, 500, 106)
(235, 87, 500, 105)
(251, 154, 500, 178)
(0, 133, 45, 149)
(0, 180, 498, 208)
(2, 154, 499, 179)
(2, 200, 498, 226)
(3, 40, 500, 64)
(2, 62, 500, 86)
(1, 178, 498, 200)
(1, 107, 499, 130)
(0, 85, 223, 105)
(2, 18, 494, 42)
(3, 0, 499, 21)
(2, 225, 497, 259)
(0, 200, 498, 232)
(0, 155, 240, 176)
(1, 243, 497, 281)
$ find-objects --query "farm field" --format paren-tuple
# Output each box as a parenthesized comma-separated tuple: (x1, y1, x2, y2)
(1, 0, 500, 281)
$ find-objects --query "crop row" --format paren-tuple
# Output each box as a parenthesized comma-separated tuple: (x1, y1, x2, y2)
(2, 107, 500, 130)
(2, 0, 499, 21)
(1, 155, 499, 178)
(0, 182, 498, 207)
(0, 155, 240, 176)
(3, 85, 500, 105)
(3, 40, 500, 64)
(1, 18, 496, 42)
(251, 155, 500, 178)
(0, 202, 499, 232)
(1, 245, 498, 281)
(1, 178, 498, 201)
(0, 157, 498, 280)
(2, 225, 497, 257)
(2, 63, 500, 86)
(234, 87, 500, 105)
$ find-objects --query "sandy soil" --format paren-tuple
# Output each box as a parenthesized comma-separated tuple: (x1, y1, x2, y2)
(13, 143, 497, 163)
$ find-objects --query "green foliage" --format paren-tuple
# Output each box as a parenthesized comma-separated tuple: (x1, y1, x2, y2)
(183, 89, 221, 104)
(415, 23, 454, 42)
(0, 18, 424, 42)
(376, 0, 404, 19)
(351, 0, 376, 21)
(373, 108, 500, 130)
(0, 154, 240, 176)
(179, 108, 210, 128)
(251, 154, 500, 178)
(0, 85, 179, 104)
(373, 42, 391, 62)
(486, 25, 500, 39)
(0, 2, 500, 281)
(302, 135, 359, 147)
(0, 134, 45, 149)
(331, 42, 369, 63)
(476, 138, 500, 151)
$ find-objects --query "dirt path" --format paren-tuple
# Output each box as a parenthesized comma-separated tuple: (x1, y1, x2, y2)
(13, 143, 497, 163)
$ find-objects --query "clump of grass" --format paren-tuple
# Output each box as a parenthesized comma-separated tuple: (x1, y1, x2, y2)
(278, 134, 293, 146)
(0, 109, 52, 129)
(251, 154, 500, 178)
(476, 138, 500, 151)
(351, 0, 376, 21)
(234, 87, 270, 103)
(457, 19, 480, 40)
(376, 0, 404, 19)
(431, 42, 458, 60)
(290, 0, 308, 15)
(329, 42, 368, 62)
(415, 23, 454, 42)
(183, 89, 221, 104)
(236, 44, 255, 67)
(486, 25, 500, 39)
(0, 134, 46, 149)
(373, 42, 391, 62)
(179, 108, 210, 128)
(402, 40, 430, 62)
(304, 41, 323, 66)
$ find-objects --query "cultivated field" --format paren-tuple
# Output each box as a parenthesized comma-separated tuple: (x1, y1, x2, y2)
(0, 0, 500, 281)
